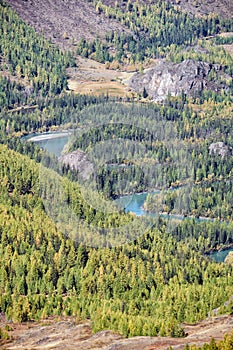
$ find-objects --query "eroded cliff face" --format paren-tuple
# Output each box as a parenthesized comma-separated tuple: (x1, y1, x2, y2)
(128, 59, 230, 101)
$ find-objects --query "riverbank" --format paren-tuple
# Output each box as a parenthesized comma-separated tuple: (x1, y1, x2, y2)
(206, 245, 233, 260)
(26, 131, 73, 142)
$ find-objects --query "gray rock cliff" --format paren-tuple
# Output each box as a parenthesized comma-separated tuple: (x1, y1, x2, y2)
(128, 59, 229, 101)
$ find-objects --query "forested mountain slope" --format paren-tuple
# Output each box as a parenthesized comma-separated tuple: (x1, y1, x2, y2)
(6, 0, 233, 58)
(101, 0, 233, 19)
(0, 0, 233, 349)
(0, 143, 233, 338)
(4, 0, 233, 98)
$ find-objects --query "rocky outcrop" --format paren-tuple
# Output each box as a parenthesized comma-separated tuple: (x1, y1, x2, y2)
(128, 59, 229, 101)
(209, 142, 232, 158)
(59, 150, 94, 180)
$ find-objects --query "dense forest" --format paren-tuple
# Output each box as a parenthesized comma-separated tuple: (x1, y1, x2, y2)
(0, 0, 233, 346)
(1, 143, 233, 337)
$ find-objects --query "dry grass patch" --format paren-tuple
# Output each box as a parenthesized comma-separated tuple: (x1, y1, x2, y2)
(68, 79, 134, 98)
(67, 56, 137, 98)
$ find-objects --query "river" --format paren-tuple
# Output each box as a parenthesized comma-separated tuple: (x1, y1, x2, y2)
(116, 192, 233, 262)
(115, 192, 157, 216)
(25, 132, 232, 262)
(24, 131, 72, 157)
(209, 248, 233, 263)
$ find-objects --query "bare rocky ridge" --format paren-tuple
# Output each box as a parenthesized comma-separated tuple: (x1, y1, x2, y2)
(2, 315, 233, 350)
(128, 59, 230, 101)
(5, 0, 129, 50)
(225, 251, 233, 265)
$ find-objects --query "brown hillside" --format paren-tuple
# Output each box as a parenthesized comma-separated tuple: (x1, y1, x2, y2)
(170, 0, 233, 19)
(5, 0, 129, 50)
(6, 0, 233, 54)
(1, 314, 233, 350)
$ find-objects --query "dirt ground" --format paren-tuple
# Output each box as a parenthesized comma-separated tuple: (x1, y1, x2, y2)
(223, 44, 233, 56)
(67, 56, 159, 97)
(67, 56, 137, 97)
(1, 314, 233, 350)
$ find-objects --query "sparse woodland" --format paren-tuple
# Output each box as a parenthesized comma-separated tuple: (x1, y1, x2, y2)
(77, 0, 233, 63)
(180, 331, 233, 350)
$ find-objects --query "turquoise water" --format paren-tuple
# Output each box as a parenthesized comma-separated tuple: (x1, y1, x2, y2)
(116, 192, 232, 263)
(24, 132, 72, 157)
(115, 192, 158, 216)
(35, 136, 70, 157)
(25, 132, 231, 262)
(209, 248, 233, 263)
(115, 191, 210, 220)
